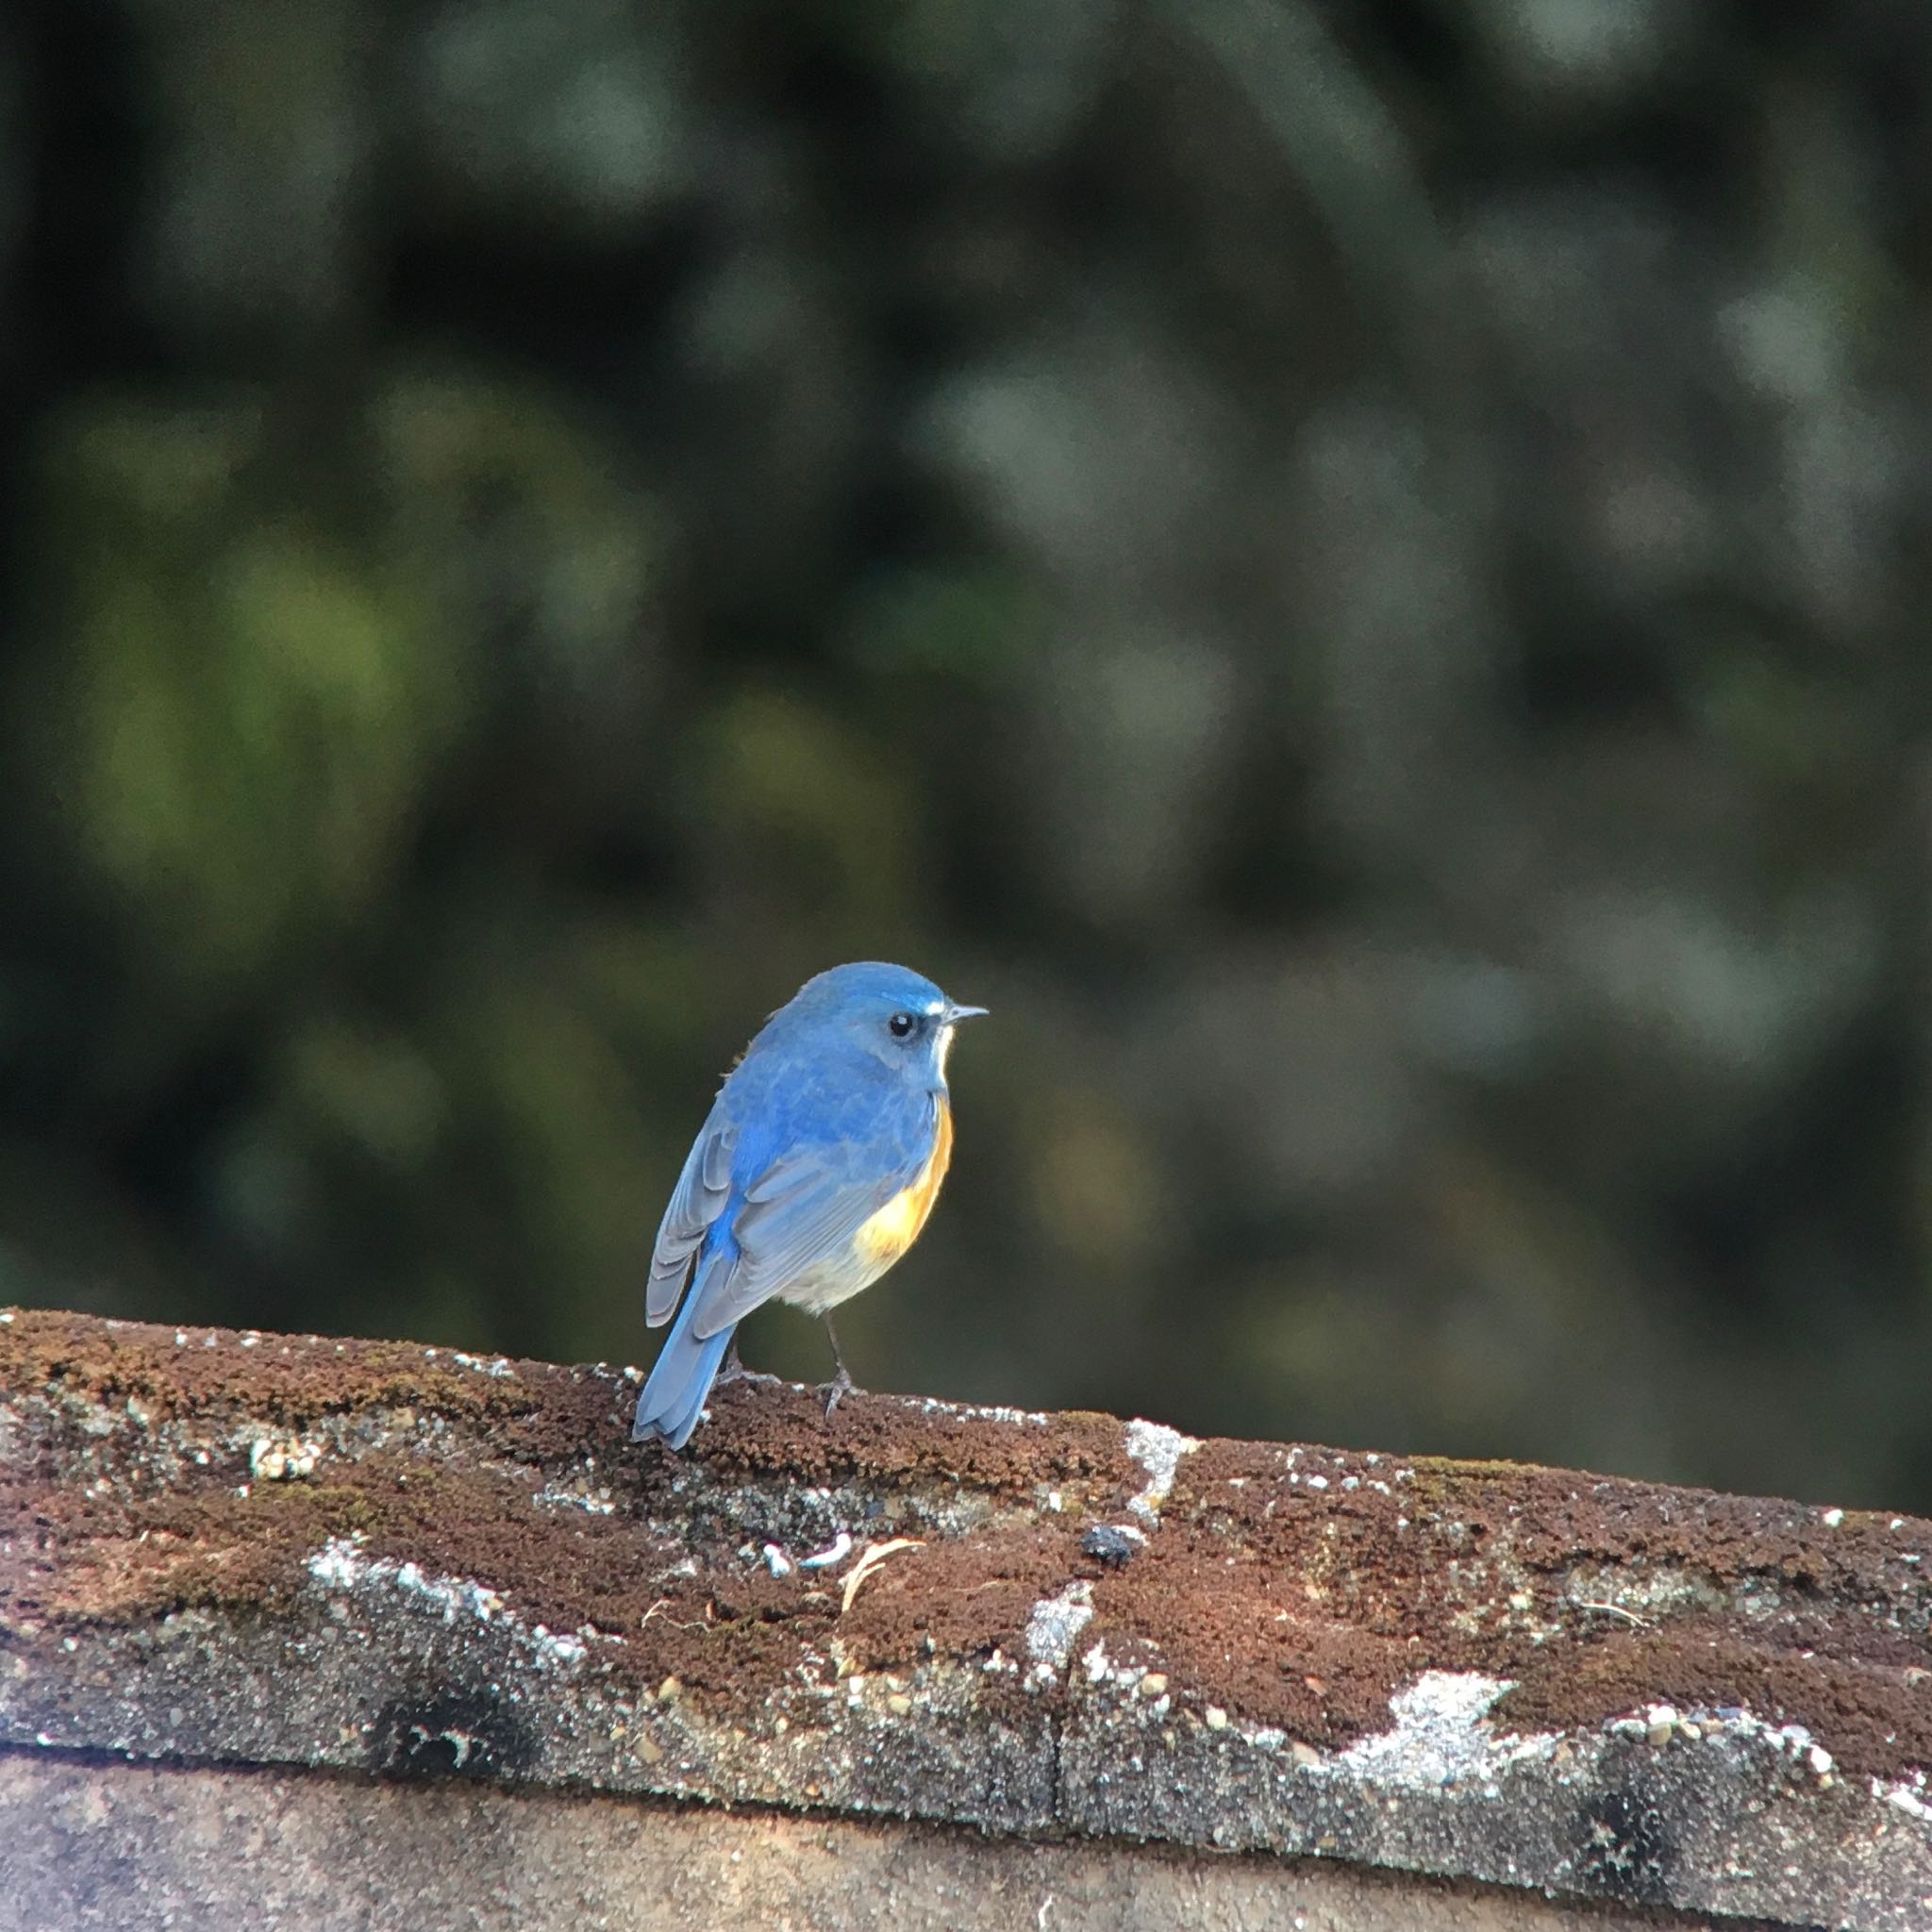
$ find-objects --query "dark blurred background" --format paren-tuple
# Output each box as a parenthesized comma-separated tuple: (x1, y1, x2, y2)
(2, 0, 1929, 1509)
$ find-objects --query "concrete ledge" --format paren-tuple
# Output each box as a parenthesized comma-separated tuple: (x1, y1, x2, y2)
(1, 1750, 1768, 1932)
(1, 1308, 1928, 1928)
(8, 1754, 1769, 1932)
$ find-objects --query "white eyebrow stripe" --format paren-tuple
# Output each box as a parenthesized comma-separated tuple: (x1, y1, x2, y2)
(924, 999, 944, 1015)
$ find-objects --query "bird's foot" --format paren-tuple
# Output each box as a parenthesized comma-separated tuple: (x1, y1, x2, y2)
(816, 1363, 862, 1421)
(713, 1337, 748, 1388)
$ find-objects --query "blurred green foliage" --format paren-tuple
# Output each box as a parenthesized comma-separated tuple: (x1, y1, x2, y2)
(3, 1, 1931, 1509)
(37, 401, 462, 1000)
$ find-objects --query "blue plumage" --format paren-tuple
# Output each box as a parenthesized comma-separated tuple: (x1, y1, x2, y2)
(632, 961, 985, 1449)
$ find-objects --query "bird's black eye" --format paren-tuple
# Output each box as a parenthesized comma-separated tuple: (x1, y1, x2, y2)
(888, 1011, 916, 1039)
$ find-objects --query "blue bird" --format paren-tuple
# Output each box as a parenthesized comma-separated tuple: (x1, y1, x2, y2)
(632, 961, 987, 1449)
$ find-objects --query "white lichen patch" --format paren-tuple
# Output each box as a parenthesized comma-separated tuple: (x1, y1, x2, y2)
(1024, 1582, 1095, 1674)
(534, 1481, 616, 1516)
(915, 1395, 1052, 1427)
(305, 1536, 595, 1668)
(1875, 1771, 1932, 1823)
(1320, 1672, 1558, 1791)
(448, 1351, 516, 1379)
(1124, 1419, 1201, 1523)
(308, 1538, 505, 1624)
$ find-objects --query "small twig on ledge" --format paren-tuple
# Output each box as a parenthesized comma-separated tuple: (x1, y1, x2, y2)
(1576, 1601, 1650, 1628)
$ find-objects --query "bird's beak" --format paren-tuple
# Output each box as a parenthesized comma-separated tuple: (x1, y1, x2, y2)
(943, 1002, 989, 1024)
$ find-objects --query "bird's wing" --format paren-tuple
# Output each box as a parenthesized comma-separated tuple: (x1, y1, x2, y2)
(644, 1115, 739, 1326)
(685, 1133, 926, 1341)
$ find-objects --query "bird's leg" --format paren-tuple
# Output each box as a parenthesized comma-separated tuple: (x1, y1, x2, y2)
(713, 1333, 747, 1387)
(817, 1314, 862, 1419)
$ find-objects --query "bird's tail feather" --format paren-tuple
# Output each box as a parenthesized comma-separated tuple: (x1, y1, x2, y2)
(632, 1274, 735, 1450)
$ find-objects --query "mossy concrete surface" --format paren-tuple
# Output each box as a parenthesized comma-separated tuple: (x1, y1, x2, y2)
(1, 1307, 1928, 1929)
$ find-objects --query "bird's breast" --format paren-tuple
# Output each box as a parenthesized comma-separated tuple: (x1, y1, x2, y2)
(853, 1098, 954, 1269)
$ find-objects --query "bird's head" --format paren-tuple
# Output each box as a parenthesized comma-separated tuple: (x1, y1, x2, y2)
(786, 960, 987, 1090)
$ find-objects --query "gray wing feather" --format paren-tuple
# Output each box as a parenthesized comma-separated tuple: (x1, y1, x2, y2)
(688, 1154, 904, 1340)
(644, 1117, 738, 1326)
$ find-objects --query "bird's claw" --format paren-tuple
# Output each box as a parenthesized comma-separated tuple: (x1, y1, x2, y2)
(713, 1337, 748, 1388)
(817, 1364, 861, 1421)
